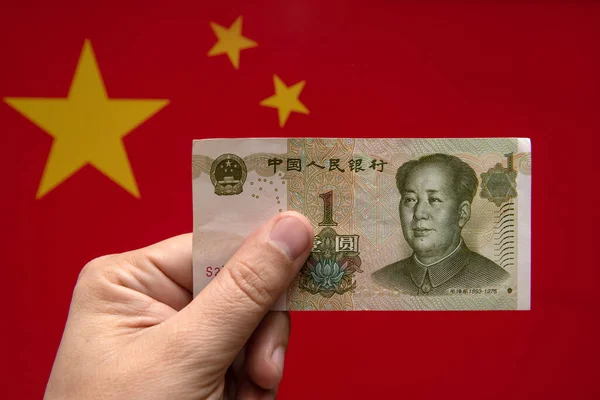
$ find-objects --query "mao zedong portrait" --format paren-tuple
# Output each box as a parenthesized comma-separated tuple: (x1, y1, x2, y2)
(372, 154, 510, 295)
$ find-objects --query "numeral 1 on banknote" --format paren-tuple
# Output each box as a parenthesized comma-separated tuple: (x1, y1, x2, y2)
(299, 189, 363, 298)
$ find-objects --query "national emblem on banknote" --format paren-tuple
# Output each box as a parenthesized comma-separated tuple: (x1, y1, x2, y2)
(209, 153, 247, 195)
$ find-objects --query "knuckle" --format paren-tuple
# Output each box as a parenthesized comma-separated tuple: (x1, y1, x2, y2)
(226, 258, 275, 309)
(78, 254, 131, 284)
(77, 255, 111, 283)
(74, 254, 123, 301)
(71, 256, 111, 305)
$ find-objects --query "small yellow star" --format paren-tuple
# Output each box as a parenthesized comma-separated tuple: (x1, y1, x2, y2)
(207, 16, 258, 69)
(260, 74, 309, 127)
(3, 39, 169, 199)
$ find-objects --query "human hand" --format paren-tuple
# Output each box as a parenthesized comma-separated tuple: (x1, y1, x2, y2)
(44, 211, 313, 400)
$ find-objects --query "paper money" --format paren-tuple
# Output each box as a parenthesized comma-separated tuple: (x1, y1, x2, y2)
(192, 138, 531, 311)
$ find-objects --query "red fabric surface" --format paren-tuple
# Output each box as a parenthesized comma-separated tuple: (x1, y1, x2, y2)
(1, 1, 599, 398)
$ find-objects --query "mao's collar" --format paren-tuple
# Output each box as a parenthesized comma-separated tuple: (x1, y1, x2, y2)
(408, 238, 470, 288)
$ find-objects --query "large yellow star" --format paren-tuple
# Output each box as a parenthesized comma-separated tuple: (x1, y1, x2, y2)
(3, 39, 169, 199)
(207, 16, 258, 69)
(260, 74, 309, 127)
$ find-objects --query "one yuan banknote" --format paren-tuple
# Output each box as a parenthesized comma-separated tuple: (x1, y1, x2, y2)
(192, 138, 531, 311)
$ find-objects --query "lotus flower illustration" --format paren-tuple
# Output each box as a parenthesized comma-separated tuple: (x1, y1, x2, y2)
(310, 261, 347, 290)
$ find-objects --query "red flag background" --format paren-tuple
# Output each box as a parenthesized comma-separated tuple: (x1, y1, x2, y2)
(2, 1, 599, 398)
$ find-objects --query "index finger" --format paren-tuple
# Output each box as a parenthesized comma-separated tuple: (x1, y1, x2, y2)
(132, 232, 194, 292)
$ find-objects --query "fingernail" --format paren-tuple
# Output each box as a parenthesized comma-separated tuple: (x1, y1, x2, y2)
(272, 346, 286, 377)
(270, 216, 310, 260)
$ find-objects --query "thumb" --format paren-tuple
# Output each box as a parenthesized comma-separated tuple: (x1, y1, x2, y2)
(174, 211, 312, 362)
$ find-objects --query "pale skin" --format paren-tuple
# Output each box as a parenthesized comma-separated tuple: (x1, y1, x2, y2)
(44, 211, 314, 400)
(399, 164, 471, 265)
